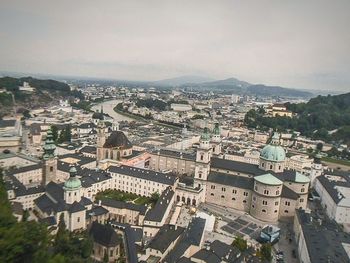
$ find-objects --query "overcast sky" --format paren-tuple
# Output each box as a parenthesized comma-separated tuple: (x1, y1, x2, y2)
(0, 0, 349, 91)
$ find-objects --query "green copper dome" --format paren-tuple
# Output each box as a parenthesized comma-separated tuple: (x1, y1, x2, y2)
(64, 166, 81, 190)
(260, 132, 286, 162)
(213, 123, 220, 135)
(201, 127, 211, 141)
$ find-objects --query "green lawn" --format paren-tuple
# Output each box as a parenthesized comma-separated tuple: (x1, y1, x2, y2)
(95, 189, 139, 202)
(322, 157, 350, 167)
(95, 189, 158, 206)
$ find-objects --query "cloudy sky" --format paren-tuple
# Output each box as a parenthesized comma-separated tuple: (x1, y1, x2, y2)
(0, 0, 349, 91)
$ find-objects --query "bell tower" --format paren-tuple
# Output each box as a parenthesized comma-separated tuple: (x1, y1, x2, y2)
(42, 129, 57, 185)
(310, 154, 323, 187)
(63, 166, 82, 204)
(96, 120, 106, 162)
(194, 127, 212, 185)
(211, 123, 222, 155)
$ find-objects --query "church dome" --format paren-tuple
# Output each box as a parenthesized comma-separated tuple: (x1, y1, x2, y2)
(92, 112, 104, 120)
(64, 166, 81, 190)
(260, 133, 286, 162)
(201, 127, 211, 141)
(213, 123, 220, 135)
(103, 131, 132, 149)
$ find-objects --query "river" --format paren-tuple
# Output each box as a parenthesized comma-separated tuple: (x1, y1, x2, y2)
(91, 99, 133, 122)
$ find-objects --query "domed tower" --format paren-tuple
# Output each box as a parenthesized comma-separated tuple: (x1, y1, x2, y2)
(250, 173, 283, 222)
(211, 123, 222, 155)
(64, 166, 82, 204)
(259, 132, 286, 173)
(42, 129, 57, 185)
(194, 128, 212, 184)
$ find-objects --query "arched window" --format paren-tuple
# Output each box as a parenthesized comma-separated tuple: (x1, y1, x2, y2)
(262, 209, 266, 213)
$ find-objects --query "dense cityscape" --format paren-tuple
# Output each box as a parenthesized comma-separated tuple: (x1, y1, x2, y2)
(1, 1, 350, 263)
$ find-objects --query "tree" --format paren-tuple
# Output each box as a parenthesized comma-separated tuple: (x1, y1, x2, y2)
(57, 125, 72, 143)
(22, 109, 31, 119)
(103, 250, 109, 263)
(259, 243, 272, 262)
(150, 192, 160, 205)
(316, 142, 323, 152)
(232, 236, 247, 251)
(51, 125, 59, 142)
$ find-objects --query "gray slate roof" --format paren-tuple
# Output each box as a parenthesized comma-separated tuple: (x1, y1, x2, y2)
(163, 217, 206, 263)
(208, 171, 254, 190)
(147, 224, 185, 253)
(145, 187, 174, 222)
(99, 198, 148, 215)
(108, 165, 177, 186)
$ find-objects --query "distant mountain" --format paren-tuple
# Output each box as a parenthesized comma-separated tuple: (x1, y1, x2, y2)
(152, 75, 215, 86)
(246, 84, 312, 98)
(0, 76, 81, 118)
(181, 77, 312, 98)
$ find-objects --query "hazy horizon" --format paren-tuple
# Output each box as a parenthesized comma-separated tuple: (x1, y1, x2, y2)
(1, 0, 350, 91)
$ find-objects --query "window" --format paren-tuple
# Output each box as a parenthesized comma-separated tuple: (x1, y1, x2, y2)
(110, 250, 113, 257)
(264, 190, 269, 195)
(243, 192, 248, 196)
(285, 201, 290, 206)
(274, 210, 278, 213)
(263, 200, 267, 205)
(243, 200, 247, 203)
(222, 187, 226, 192)
(275, 201, 279, 205)
(270, 165, 273, 169)
(301, 188, 305, 193)
(276, 190, 280, 195)
(211, 185, 215, 189)
(221, 195, 225, 198)
(77, 217, 80, 222)
(300, 198, 304, 203)
(50, 166, 53, 172)
(232, 189, 237, 194)
(262, 209, 266, 213)
(200, 155, 204, 161)
(232, 197, 236, 201)
(284, 210, 289, 213)
(211, 193, 214, 196)
(252, 205, 255, 208)
(262, 162, 265, 167)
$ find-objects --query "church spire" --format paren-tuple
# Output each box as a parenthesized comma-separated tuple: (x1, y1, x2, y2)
(43, 129, 56, 160)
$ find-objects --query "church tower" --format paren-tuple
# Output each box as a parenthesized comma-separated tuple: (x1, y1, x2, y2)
(42, 129, 57, 185)
(310, 154, 323, 187)
(96, 120, 106, 162)
(194, 127, 212, 185)
(211, 123, 222, 155)
(63, 166, 82, 204)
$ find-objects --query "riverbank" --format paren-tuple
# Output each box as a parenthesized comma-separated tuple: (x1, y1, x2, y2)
(113, 103, 182, 129)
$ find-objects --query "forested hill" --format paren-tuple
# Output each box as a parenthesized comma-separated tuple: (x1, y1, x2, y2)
(244, 92, 350, 145)
(0, 77, 82, 118)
